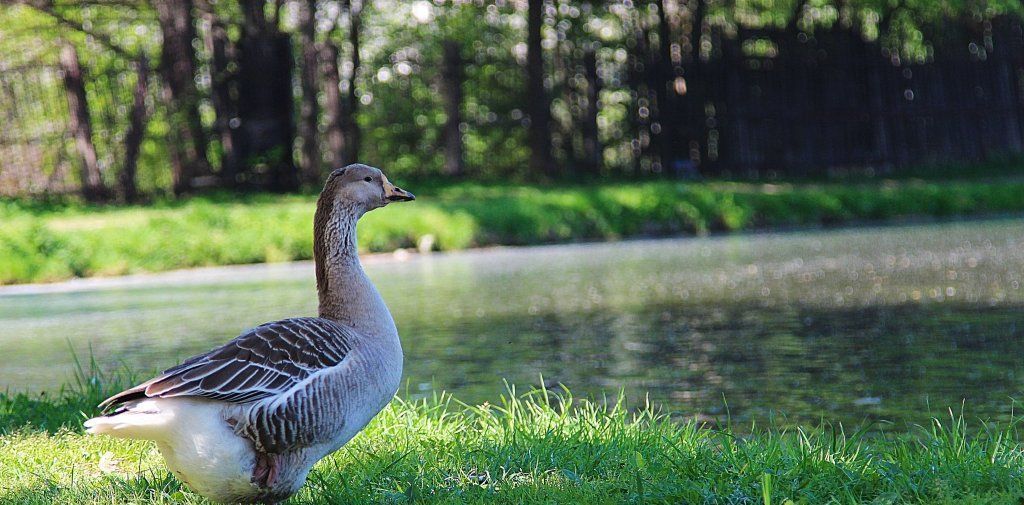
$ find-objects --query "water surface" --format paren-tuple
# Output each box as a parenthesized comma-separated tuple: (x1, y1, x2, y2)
(2, 219, 1022, 429)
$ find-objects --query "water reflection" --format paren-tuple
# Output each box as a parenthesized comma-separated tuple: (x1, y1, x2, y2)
(1, 219, 1022, 430)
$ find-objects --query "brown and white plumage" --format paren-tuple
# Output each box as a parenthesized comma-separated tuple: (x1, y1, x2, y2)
(85, 164, 415, 504)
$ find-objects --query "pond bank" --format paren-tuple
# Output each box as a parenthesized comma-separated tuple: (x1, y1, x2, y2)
(3, 177, 1024, 285)
(2, 375, 1023, 504)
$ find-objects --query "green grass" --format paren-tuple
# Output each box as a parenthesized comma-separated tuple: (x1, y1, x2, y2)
(3, 364, 1024, 504)
(3, 177, 1024, 284)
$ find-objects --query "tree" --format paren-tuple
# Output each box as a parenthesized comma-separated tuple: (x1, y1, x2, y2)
(152, 0, 211, 195)
(297, 0, 321, 184)
(677, 0, 705, 174)
(343, 0, 363, 165)
(440, 39, 465, 176)
(551, 0, 606, 176)
(321, 22, 346, 169)
(120, 55, 149, 202)
(526, 0, 555, 176)
(653, 0, 681, 174)
(581, 45, 602, 174)
(321, 0, 362, 169)
(236, 0, 297, 192)
(199, 0, 239, 187)
(4, 0, 1023, 197)
(59, 41, 106, 202)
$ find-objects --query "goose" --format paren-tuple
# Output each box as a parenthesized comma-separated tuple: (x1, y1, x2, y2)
(84, 164, 415, 504)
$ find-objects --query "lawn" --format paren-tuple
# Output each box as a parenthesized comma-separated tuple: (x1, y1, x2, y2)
(2, 366, 1024, 504)
(3, 177, 1024, 284)
(6, 181, 1024, 503)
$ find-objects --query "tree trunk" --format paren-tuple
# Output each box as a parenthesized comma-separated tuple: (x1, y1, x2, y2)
(201, 2, 239, 187)
(441, 39, 465, 177)
(240, 0, 267, 28)
(653, 0, 679, 174)
(59, 42, 106, 202)
(321, 39, 347, 169)
(681, 0, 706, 175)
(553, 20, 576, 172)
(297, 0, 321, 184)
(236, 0, 297, 192)
(582, 46, 602, 175)
(628, 8, 652, 173)
(153, 0, 211, 196)
(343, 0, 362, 164)
(526, 0, 554, 176)
(121, 55, 149, 203)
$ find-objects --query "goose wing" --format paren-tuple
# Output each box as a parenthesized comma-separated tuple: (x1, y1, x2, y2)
(99, 317, 357, 410)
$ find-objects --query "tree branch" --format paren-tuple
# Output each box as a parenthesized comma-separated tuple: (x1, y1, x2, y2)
(15, 0, 142, 62)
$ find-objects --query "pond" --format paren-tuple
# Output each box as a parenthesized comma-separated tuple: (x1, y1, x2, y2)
(1, 219, 1022, 430)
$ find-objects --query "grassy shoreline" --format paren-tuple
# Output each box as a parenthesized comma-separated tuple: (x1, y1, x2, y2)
(3, 178, 1024, 285)
(2, 371, 1024, 504)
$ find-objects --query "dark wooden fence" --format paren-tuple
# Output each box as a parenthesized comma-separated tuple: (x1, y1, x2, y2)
(692, 18, 1024, 177)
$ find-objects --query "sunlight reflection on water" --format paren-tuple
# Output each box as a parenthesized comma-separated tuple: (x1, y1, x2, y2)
(1, 218, 1022, 430)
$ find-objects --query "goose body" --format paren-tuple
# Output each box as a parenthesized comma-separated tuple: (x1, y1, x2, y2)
(84, 164, 415, 503)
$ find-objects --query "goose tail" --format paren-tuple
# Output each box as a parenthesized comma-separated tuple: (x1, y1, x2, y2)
(84, 399, 173, 440)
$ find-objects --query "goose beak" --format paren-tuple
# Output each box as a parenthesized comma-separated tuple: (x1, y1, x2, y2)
(382, 175, 415, 203)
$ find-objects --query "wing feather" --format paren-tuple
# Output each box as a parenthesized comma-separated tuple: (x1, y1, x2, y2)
(98, 317, 357, 411)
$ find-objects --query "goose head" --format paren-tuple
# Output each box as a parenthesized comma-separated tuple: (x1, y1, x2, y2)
(321, 163, 415, 215)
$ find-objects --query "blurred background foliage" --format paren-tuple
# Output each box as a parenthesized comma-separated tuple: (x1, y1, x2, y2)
(0, 0, 1022, 201)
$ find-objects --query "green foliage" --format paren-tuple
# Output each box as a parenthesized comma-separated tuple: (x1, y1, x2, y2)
(2, 178, 1024, 285)
(3, 0, 1021, 195)
(357, 0, 530, 178)
(3, 369, 1024, 504)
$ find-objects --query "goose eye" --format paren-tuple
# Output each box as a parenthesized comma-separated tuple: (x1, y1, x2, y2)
(363, 177, 373, 182)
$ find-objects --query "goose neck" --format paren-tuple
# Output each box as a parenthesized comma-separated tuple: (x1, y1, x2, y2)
(313, 201, 396, 338)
